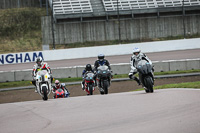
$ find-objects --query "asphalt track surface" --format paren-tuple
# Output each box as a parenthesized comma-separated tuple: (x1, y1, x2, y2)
(1, 49, 200, 72)
(1, 88, 200, 133)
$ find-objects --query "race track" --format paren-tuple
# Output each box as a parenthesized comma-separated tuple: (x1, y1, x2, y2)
(1, 88, 200, 133)
(0, 49, 200, 71)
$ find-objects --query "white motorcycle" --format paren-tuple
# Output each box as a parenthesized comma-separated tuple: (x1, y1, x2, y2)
(35, 70, 52, 100)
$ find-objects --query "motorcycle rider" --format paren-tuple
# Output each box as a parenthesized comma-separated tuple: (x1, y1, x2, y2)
(81, 64, 94, 90)
(52, 80, 70, 98)
(129, 47, 153, 85)
(94, 54, 111, 71)
(93, 54, 112, 86)
(32, 56, 53, 92)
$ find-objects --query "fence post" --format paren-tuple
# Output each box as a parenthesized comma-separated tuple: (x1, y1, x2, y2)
(46, 0, 49, 16)
(40, 0, 42, 7)
(18, 0, 20, 8)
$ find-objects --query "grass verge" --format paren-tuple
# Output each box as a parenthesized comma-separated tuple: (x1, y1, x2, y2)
(135, 81, 200, 91)
(0, 69, 200, 89)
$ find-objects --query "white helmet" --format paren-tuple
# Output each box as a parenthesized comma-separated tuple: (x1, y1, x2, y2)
(98, 54, 105, 61)
(133, 47, 141, 54)
(36, 57, 43, 66)
(132, 47, 141, 58)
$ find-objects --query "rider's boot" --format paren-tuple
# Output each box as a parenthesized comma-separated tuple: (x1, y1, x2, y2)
(34, 87, 38, 93)
(81, 82, 85, 90)
(94, 80, 97, 87)
(133, 77, 141, 86)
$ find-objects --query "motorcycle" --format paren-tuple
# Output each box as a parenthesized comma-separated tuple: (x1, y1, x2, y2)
(35, 70, 52, 100)
(136, 59, 154, 93)
(55, 88, 65, 98)
(84, 72, 95, 95)
(96, 66, 112, 95)
(54, 83, 70, 98)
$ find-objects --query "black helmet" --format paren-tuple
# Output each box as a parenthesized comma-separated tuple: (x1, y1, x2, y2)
(85, 64, 92, 71)
(98, 54, 105, 61)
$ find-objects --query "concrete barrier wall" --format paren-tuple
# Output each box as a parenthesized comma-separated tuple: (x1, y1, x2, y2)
(0, 59, 199, 82)
(14, 70, 32, 81)
(42, 15, 200, 45)
(1, 38, 200, 65)
(52, 67, 77, 78)
(0, 71, 15, 82)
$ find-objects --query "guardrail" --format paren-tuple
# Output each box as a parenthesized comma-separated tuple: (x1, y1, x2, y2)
(0, 58, 199, 82)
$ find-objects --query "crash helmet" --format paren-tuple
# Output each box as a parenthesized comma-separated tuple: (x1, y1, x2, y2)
(98, 54, 105, 61)
(55, 80, 60, 88)
(85, 64, 92, 71)
(36, 57, 43, 66)
(132, 48, 141, 57)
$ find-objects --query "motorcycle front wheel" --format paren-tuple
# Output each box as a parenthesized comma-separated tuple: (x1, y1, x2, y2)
(103, 80, 108, 94)
(42, 86, 48, 100)
(144, 76, 154, 93)
(89, 84, 93, 95)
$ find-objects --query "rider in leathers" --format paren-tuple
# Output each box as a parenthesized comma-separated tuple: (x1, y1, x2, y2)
(81, 64, 94, 90)
(94, 54, 111, 71)
(52, 80, 70, 98)
(32, 57, 52, 92)
(129, 48, 153, 85)
(93, 54, 112, 86)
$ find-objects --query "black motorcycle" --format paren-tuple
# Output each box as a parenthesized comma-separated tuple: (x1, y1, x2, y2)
(136, 60, 154, 93)
(96, 66, 112, 95)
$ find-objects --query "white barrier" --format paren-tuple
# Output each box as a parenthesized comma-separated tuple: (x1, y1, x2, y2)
(0, 59, 199, 82)
(1, 38, 200, 65)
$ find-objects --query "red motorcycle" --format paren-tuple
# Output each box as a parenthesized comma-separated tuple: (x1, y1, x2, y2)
(54, 88, 65, 98)
(53, 83, 70, 99)
(84, 72, 95, 95)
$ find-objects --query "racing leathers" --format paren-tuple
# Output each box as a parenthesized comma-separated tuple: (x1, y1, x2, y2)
(52, 84, 70, 98)
(129, 52, 153, 85)
(81, 70, 94, 90)
(94, 59, 111, 71)
(32, 62, 52, 87)
(93, 59, 112, 86)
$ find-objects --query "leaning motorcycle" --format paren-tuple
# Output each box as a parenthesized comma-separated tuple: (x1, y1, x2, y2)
(96, 66, 112, 95)
(136, 59, 154, 93)
(35, 70, 52, 100)
(84, 72, 95, 95)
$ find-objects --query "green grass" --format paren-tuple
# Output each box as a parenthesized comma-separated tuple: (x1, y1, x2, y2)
(0, 69, 200, 89)
(0, 77, 82, 89)
(154, 69, 200, 75)
(154, 81, 200, 89)
(0, 7, 48, 54)
(0, 81, 33, 89)
(134, 81, 200, 91)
